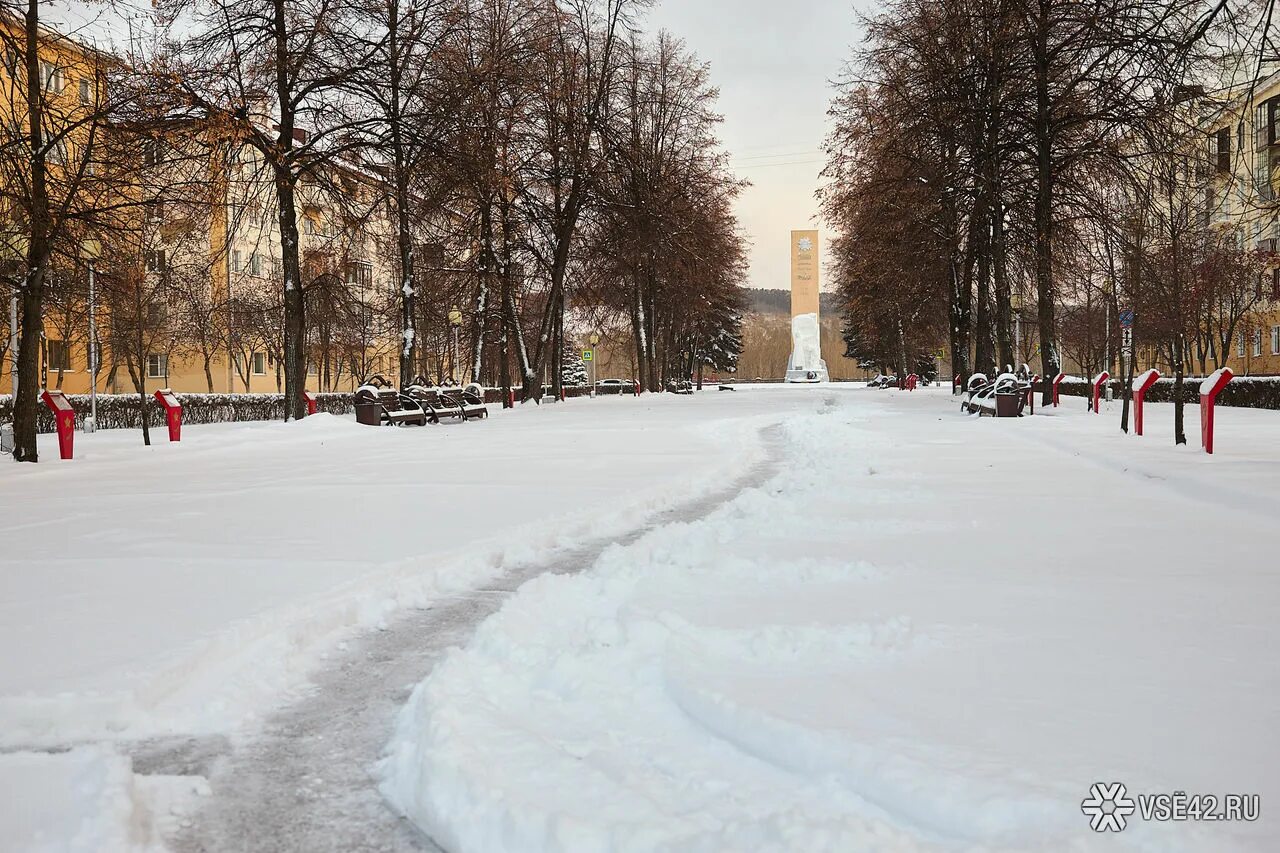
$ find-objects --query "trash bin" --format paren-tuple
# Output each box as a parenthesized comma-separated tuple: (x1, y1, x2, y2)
(995, 392, 1022, 418)
(354, 402, 383, 426)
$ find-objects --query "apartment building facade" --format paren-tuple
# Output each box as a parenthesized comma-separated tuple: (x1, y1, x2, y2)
(1202, 72, 1280, 376)
(2, 8, 406, 399)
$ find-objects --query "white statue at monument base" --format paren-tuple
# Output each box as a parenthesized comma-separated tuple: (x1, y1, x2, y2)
(785, 313, 828, 383)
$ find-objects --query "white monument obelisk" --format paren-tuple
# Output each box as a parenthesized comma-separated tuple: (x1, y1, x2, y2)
(786, 230, 828, 382)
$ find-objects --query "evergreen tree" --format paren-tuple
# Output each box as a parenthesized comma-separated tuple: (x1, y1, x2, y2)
(561, 342, 588, 387)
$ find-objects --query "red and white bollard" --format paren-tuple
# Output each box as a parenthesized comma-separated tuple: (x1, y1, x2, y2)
(1199, 368, 1233, 455)
(1052, 373, 1066, 407)
(301, 389, 318, 416)
(1027, 375, 1040, 415)
(153, 389, 183, 442)
(1132, 369, 1160, 436)
(1091, 371, 1110, 414)
(507, 388, 515, 408)
(40, 389, 76, 460)
(953, 373, 962, 395)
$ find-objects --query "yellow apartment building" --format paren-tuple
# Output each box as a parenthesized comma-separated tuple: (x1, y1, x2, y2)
(1, 6, 406, 400)
(1202, 71, 1280, 376)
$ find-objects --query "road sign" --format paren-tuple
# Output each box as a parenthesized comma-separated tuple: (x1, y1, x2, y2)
(1119, 309, 1135, 328)
(1122, 327, 1133, 349)
(582, 350, 593, 362)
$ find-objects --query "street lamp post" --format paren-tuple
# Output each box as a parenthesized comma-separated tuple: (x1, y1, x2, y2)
(83, 239, 101, 433)
(1103, 277, 1113, 378)
(448, 305, 462, 385)
(1012, 291, 1022, 366)
(588, 332, 600, 395)
(2, 232, 27, 398)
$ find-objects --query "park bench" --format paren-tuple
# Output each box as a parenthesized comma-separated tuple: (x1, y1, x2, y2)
(405, 378, 489, 423)
(441, 383, 489, 419)
(666, 379, 694, 394)
(962, 372, 1028, 417)
(354, 375, 429, 426)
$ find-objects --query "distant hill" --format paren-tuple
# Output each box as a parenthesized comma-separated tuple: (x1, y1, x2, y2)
(745, 288, 843, 316)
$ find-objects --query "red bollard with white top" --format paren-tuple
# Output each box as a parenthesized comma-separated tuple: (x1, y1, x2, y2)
(1132, 369, 1160, 436)
(302, 389, 318, 416)
(1027, 375, 1040, 415)
(1091, 371, 1109, 414)
(1199, 368, 1233, 455)
(40, 389, 76, 460)
(1052, 373, 1066, 407)
(153, 389, 183, 442)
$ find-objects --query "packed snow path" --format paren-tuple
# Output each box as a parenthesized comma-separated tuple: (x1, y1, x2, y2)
(381, 389, 1279, 852)
(0, 391, 785, 850)
(167, 427, 782, 852)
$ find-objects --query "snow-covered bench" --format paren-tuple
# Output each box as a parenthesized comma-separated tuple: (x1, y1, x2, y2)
(407, 379, 486, 420)
(354, 377, 429, 426)
(404, 379, 488, 423)
(962, 373, 1028, 417)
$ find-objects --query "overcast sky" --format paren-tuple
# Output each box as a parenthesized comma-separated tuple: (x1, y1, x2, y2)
(644, 0, 871, 291)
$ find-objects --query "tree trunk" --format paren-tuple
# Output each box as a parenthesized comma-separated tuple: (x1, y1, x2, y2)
(631, 278, 646, 392)
(270, 165, 307, 419)
(993, 199, 1014, 370)
(1032, 2, 1061, 403)
(11, 0, 51, 462)
(1173, 331, 1186, 444)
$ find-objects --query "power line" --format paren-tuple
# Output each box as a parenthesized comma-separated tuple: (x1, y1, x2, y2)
(732, 159, 824, 171)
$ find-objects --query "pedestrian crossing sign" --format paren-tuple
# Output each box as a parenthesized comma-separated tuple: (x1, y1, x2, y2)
(582, 350, 593, 362)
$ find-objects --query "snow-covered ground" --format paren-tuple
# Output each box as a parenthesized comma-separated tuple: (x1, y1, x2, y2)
(4, 385, 1278, 851)
(0, 392, 788, 851)
(381, 387, 1280, 852)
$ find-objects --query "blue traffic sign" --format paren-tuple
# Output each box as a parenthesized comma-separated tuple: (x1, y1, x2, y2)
(1119, 309, 1135, 328)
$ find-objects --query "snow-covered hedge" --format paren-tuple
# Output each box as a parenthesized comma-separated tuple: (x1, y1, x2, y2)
(0, 381, 644, 433)
(1038, 375, 1280, 409)
(0, 391, 354, 434)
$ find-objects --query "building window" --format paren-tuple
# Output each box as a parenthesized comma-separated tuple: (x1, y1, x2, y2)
(145, 249, 166, 273)
(1272, 325, 1280, 355)
(46, 339, 72, 371)
(48, 138, 67, 165)
(345, 261, 373, 288)
(1214, 127, 1231, 172)
(79, 78, 92, 105)
(252, 352, 266, 375)
(39, 61, 65, 93)
(231, 249, 242, 273)
(142, 139, 163, 167)
(248, 252, 262, 276)
(147, 353, 168, 378)
(1253, 329, 1263, 357)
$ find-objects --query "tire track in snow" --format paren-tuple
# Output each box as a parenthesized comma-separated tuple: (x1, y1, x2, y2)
(165, 425, 785, 853)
